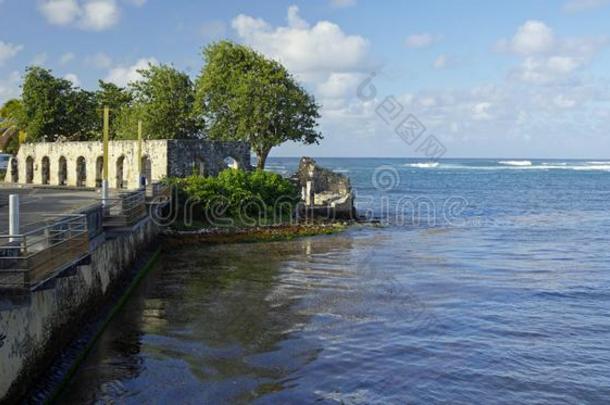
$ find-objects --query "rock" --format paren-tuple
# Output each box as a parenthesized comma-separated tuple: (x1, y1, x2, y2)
(294, 157, 355, 219)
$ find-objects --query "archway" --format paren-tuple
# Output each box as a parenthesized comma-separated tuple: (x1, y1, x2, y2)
(25, 156, 34, 184)
(41, 157, 50, 185)
(224, 156, 239, 170)
(95, 156, 103, 188)
(193, 158, 206, 177)
(10, 158, 18, 182)
(76, 156, 86, 187)
(141, 155, 152, 185)
(116, 155, 126, 189)
(58, 156, 67, 186)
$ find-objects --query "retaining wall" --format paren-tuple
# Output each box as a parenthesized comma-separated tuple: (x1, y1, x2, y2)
(0, 218, 158, 403)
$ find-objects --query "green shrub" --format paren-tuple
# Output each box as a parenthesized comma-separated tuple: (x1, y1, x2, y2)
(168, 169, 299, 226)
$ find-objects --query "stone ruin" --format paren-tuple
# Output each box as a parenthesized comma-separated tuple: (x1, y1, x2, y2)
(294, 157, 355, 220)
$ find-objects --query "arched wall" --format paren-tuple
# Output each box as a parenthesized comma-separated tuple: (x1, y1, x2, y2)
(10, 139, 250, 188)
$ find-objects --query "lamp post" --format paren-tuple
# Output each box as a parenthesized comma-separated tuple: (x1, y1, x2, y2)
(137, 120, 145, 188)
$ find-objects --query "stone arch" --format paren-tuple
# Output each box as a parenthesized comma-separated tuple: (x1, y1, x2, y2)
(95, 156, 104, 188)
(25, 156, 34, 184)
(223, 156, 239, 170)
(116, 155, 126, 189)
(41, 156, 50, 185)
(58, 156, 67, 186)
(76, 156, 87, 187)
(141, 155, 152, 185)
(10, 157, 18, 183)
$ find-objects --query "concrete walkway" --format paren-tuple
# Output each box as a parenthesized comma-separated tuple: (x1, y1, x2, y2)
(0, 185, 103, 234)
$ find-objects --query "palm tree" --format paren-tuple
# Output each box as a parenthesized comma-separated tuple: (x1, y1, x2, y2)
(0, 99, 24, 153)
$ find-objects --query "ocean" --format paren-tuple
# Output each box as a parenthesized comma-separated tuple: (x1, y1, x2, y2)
(60, 158, 610, 404)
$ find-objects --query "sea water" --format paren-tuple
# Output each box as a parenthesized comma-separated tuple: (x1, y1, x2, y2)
(60, 158, 610, 404)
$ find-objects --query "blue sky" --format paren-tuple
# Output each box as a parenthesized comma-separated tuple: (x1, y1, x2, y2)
(2, 0, 610, 158)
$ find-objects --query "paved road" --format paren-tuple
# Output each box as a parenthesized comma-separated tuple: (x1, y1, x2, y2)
(0, 185, 102, 234)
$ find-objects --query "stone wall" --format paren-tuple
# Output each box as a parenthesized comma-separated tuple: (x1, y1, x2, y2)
(166, 140, 251, 177)
(0, 219, 158, 402)
(10, 140, 169, 189)
(7, 139, 251, 189)
(295, 157, 355, 219)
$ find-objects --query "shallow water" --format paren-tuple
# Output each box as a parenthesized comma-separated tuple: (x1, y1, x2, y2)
(60, 158, 610, 404)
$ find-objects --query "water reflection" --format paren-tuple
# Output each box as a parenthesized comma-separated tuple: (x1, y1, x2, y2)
(60, 233, 369, 403)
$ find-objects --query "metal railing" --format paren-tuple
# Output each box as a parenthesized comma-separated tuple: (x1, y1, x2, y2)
(102, 189, 147, 227)
(0, 214, 89, 289)
(146, 182, 170, 202)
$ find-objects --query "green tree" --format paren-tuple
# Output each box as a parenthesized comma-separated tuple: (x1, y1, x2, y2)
(96, 80, 132, 139)
(64, 89, 99, 140)
(194, 41, 322, 170)
(21, 66, 98, 141)
(117, 64, 198, 139)
(0, 99, 24, 153)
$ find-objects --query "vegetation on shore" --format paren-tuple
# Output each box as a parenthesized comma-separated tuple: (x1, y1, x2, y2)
(166, 168, 300, 227)
(162, 222, 350, 245)
(0, 41, 322, 169)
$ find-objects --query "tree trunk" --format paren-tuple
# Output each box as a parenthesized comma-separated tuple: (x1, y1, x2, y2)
(256, 147, 271, 170)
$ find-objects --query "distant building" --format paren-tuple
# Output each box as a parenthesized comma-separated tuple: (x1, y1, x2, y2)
(5, 139, 250, 189)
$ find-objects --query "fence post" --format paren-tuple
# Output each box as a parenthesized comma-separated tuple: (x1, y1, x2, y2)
(9, 194, 19, 243)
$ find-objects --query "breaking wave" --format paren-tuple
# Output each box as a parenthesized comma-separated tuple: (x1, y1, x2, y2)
(498, 160, 532, 166)
(404, 162, 440, 168)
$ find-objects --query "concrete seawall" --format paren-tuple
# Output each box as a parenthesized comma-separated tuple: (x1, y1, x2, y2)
(0, 218, 158, 403)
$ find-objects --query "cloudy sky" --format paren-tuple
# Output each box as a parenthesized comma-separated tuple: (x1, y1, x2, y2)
(2, 0, 610, 158)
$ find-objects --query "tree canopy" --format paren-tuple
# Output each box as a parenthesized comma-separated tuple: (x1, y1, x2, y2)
(6, 42, 323, 169)
(21, 66, 98, 142)
(195, 41, 322, 169)
(96, 80, 132, 139)
(117, 64, 199, 139)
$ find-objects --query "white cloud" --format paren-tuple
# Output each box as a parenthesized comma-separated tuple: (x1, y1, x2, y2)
(563, 0, 610, 12)
(104, 57, 157, 86)
(0, 71, 21, 103)
(38, 0, 120, 31)
(86, 51, 112, 68)
(329, 0, 356, 8)
(472, 102, 493, 120)
(59, 52, 75, 65)
(498, 20, 608, 84)
(503, 20, 554, 55)
(64, 73, 80, 86)
(316, 72, 365, 99)
(405, 33, 441, 49)
(39, 0, 80, 26)
(199, 20, 227, 40)
(232, 5, 370, 83)
(0, 41, 23, 65)
(124, 0, 146, 6)
(79, 0, 120, 31)
(553, 94, 577, 108)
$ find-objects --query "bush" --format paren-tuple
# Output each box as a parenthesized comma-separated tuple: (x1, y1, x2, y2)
(168, 169, 299, 226)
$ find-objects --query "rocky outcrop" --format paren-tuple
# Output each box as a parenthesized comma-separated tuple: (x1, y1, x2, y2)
(294, 157, 355, 219)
